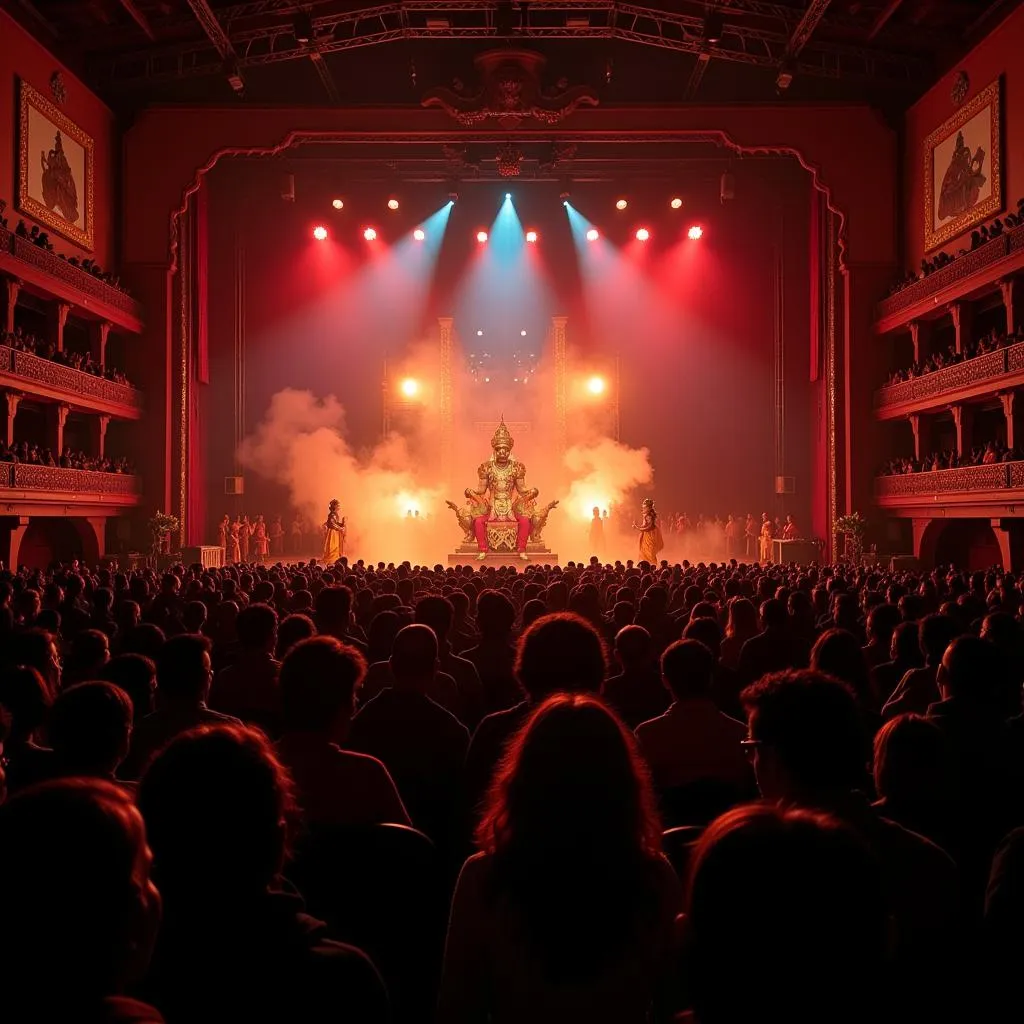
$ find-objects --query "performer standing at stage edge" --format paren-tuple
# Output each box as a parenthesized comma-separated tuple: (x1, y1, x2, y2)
(633, 498, 664, 564)
(323, 499, 346, 564)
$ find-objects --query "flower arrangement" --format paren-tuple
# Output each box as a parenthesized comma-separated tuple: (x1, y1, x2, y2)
(834, 512, 866, 560)
(148, 511, 180, 557)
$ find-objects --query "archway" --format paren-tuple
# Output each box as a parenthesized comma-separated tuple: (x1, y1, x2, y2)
(933, 519, 1004, 571)
(17, 518, 85, 569)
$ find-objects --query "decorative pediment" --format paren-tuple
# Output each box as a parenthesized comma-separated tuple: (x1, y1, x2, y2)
(422, 49, 598, 128)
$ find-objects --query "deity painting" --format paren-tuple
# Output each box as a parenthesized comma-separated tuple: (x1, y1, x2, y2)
(18, 81, 94, 251)
(924, 78, 1001, 252)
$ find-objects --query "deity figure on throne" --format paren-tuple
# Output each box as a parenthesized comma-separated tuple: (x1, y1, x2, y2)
(446, 418, 558, 560)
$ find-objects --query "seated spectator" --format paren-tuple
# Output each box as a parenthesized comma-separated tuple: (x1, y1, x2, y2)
(5, 627, 62, 698)
(437, 694, 680, 1024)
(49, 681, 134, 787)
(684, 804, 888, 1024)
(811, 628, 877, 717)
(315, 585, 368, 653)
(209, 602, 281, 737)
(0, 665, 55, 794)
(102, 653, 157, 724)
(635, 639, 751, 823)
(121, 634, 239, 778)
(62, 627, 111, 687)
(414, 596, 485, 729)
(719, 596, 759, 672)
(275, 612, 315, 659)
(138, 724, 389, 1023)
(463, 612, 608, 826)
(348, 624, 468, 845)
(863, 602, 901, 670)
(461, 589, 521, 715)
(602, 624, 670, 730)
(736, 598, 808, 684)
(882, 613, 960, 719)
(0, 779, 162, 1022)
(872, 619, 922, 706)
(182, 600, 208, 635)
(277, 636, 410, 827)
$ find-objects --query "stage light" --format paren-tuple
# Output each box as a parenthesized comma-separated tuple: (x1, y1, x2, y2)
(635, 227, 650, 241)
(363, 227, 378, 241)
(476, 230, 488, 243)
(413, 228, 425, 241)
(587, 376, 606, 396)
(520, 330, 527, 336)
(505, 192, 512, 200)
(525, 230, 538, 243)
(387, 198, 400, 210)
(400, 378, 419, 398)
(332, 198, 344, 210)
(670, 197, 683, 209)
(477, 330, 484, 336)
(312, 225, 328, 241)
(615, 198, 628, 210)
(586, 228, 599, 242)
(688, 224, 704, 240)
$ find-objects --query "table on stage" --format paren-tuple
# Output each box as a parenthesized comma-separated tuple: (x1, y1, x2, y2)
(180, 545, 225, 569)
(771, 539, 819, 565)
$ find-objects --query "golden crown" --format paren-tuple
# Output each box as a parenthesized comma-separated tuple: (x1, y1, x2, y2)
(491, 417, 514, 450)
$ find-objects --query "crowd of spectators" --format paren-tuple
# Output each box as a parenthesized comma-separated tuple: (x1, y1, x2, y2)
(884, 326, 1024, 388)
(1, 552, 1023, 1021)
(882, 440, 1022, 475)
(3, 325, 133, 387)
(0, 440, 134, 474)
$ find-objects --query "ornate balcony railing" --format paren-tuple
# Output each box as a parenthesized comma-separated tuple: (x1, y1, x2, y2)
(876, 342, 1024, 410)
(0, 462, 141, 495)
(0, 345, 141, 410)
(876, 462, 1016, 497)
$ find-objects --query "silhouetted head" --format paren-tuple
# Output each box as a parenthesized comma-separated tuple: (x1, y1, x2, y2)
(50, 681, 133, 778)
(514, 612, 607, 702)
(661, 639, 715, 701)
(389, 623, 439, 691)
(280, 636, 366, 735)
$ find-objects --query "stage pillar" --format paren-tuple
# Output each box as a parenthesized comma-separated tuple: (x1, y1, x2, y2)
(438, 317, 454, 489)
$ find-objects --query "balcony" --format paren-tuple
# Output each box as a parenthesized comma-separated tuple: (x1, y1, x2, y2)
(0, 345, 142, 419)
(875, 461, 1024, 515)
(0, 462, 142, 511)
(0, 225, 143, 334)
(875, 342, 1024, 420)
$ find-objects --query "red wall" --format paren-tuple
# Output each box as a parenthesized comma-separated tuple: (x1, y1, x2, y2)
(903, 4, 1024, 270)
(0, 10, 117, 267)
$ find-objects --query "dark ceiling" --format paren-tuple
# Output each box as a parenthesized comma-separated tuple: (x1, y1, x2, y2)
(4, 0, 1019, 114)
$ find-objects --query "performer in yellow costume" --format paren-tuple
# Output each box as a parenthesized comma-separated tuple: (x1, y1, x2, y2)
(634, 498, 664, 564)
(323, 498, 345, 563)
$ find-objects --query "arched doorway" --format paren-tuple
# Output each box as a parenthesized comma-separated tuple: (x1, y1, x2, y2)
(933, 519, 1003, 571)
(17, 518, 85, 569)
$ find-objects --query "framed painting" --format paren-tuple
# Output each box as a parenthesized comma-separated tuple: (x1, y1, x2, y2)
(924, 78, 1001, 252)
(17, 79, 94, 250)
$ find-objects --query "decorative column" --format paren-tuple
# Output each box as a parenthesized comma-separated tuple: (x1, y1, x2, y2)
(437, 317, 454, 488)
(552, 315, 568, 460)
(1001, 278, 1019, 337)
(909, 413, 930, 463)
(951, 403, 973, 458)
(52, 302, 71, 354)
(93, 415, 110, 459)
(5, 392, 21, 446)
(4, 279, 20, 335)
(1000, 392, 1018, 451)
(949, 302, 973, 355)
(909, 320, 931, 364)
(92, 321, 111, 370)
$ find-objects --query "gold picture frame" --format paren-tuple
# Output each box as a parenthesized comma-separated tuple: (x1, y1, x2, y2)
(923, 78, 1001, 253)
(17, 79, 94, 251)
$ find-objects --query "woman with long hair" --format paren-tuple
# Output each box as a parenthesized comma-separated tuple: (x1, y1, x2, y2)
(720, 596, 759, 671)
(438, 694, 680, 1023)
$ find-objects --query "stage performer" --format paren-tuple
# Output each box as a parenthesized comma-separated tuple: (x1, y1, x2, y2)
(782, 514, 800, 541)
(588, 506, 605, 558)
(633, 498, 664, 565)
(269, 515, 284, 557)
(744, 513, 758, 559)
(254, 515, 269, 562)
(228, 517, 241, 564)
(468, 419, 534, 561)
(239, 516, 251, 562)
(323, 499, 346, 564)
(759, 512, 774, 562)
(290, 513, 304, 556)
(217, 515, 229, 551)
(724, 513, 738, 561)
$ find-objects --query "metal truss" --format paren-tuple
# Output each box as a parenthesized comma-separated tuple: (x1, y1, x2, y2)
(91, 1, 929, 88)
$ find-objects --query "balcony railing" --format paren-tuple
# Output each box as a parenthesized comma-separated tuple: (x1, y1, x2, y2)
(875, 462, 1017, 497)
(0, 345, 141, 411)
(876, 342, 1024, 410)
(0, 462, 141, 495)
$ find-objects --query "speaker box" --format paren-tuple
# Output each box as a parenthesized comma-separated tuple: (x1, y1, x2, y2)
(774, 476, 795, 494)
(225, 476, 244, 495)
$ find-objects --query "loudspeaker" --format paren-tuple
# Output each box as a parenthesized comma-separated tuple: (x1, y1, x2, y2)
(225, 476, 244, 495)
(774, 476, 795, 494)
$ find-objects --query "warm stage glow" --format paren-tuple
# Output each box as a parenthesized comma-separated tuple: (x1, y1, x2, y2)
(688, 224, 704, 240)
(363, 227, 378, 241)
(399, 378, 419, 398)
(413, 228, 426, 241)
(586, 228, 599, 242)
(387, 198, 400, 210)
(587, 375, 607, 396)
(670, 197, 683, 209)
(476, 230, 489, 243)
(312, 225, 328, 241)
(331, 198, 344, 210)
(615, 198, 628, 210)
(635, 227, 650, 241)
(580, 498, 610, 520)
(525, 230, 538, 243)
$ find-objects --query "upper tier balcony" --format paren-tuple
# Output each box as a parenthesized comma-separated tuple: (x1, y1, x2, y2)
(874, 342, 1024, 420)
(875, 461, 1024, 515)
(0, 345, 142, 419)
(0, 462, 142, 512)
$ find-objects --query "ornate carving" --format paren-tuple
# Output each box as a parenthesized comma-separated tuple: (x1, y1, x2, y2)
(422, 50, 599, 128)
(49, 71, 67, 106)
(9, 348, 142, 409)
(876, 463, 1010, 497)
(9, 463, 140, 495)
(495, 142, 522, 177)
(0, 346, 11, 373)
(1011, 463, 1024, 488)
(0, 463, 11, 487)
(1008, 342, 1024, 372)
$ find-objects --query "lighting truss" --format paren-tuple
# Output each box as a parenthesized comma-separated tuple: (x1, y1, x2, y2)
(91, 1, 929, 88)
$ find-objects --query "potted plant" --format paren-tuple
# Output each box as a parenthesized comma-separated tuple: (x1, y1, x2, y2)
(148, 511, 180, 562)
(834, 512, 866, 562)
